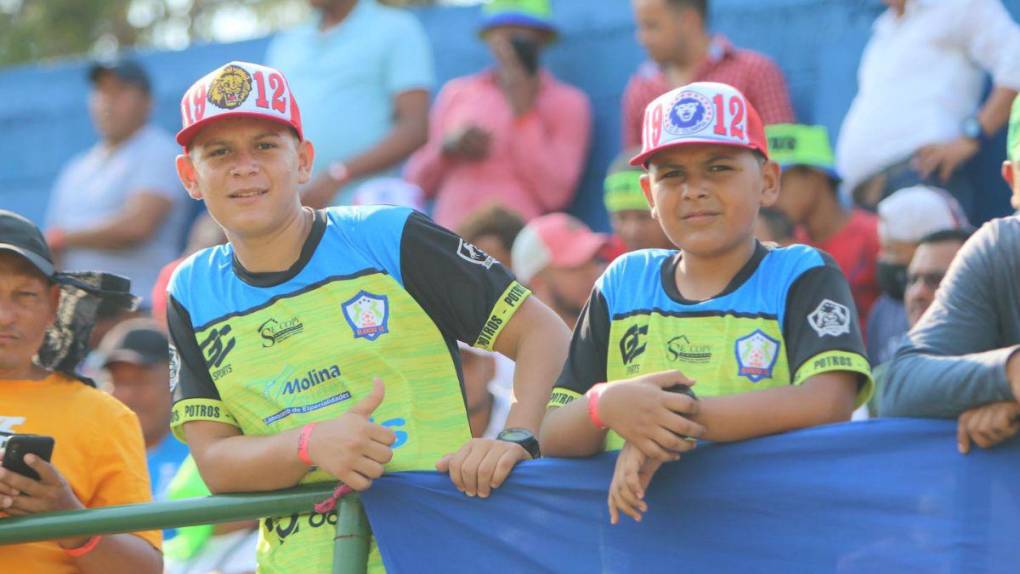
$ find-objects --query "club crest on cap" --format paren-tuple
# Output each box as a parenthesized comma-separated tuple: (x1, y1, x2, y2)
(208, 64, 253, 110)
(666, 90, 714, 136)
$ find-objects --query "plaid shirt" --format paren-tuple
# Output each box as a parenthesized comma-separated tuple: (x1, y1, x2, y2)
(622, 36, 795, 149)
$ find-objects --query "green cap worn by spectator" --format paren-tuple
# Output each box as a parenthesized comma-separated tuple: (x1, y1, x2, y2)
(162, 456, 214, 561)
(480, 0, 558, 38)
(766, 124, 841, 181)
(603, 153, 649, 213)
(1008, 95, 1020, 162)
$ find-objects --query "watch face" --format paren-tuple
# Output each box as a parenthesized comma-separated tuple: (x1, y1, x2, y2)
(499, 429, 532, 442)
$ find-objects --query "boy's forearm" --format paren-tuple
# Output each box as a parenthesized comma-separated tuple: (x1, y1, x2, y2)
(540, 399, 606, 457)
(503, 325, 569, 434)
(495, 297, 571, 435)
(693, 374, 858, 442)
(184, 422, 308, 493)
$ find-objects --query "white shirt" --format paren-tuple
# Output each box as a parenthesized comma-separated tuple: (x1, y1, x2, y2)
(836, 0, 1020, 192)
(45, 124, 186, 305)
(165, 528, 259, 574)
(482, 354, 516, 440)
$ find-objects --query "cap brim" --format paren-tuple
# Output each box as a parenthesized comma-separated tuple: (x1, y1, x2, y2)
(0, 244, 54, 277)
(630, 139, 768, 167)
(550, 233, 608, 268)
(479, 14, 558, 39)
(102, 349, 157, 367)
(176, 112, 302, 148)
(88, 62, 151, 92)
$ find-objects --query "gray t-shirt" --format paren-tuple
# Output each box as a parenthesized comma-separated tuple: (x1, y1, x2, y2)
(881, 216, 1020, 417)
(866, 294, 908, 365)
(46, 124, 186, 305)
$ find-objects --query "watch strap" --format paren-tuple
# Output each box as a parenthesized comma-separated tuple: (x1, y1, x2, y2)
(497, 427, 541, 459)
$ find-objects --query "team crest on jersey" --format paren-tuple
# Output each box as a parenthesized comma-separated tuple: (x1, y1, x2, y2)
(342, 291, 390, 341)
(734, 329, 780, 383)
(665, 90, 714, 136)
(808, 299, 851, 337)
(208, 64, 252, 110)
(457, 239, 495, 268)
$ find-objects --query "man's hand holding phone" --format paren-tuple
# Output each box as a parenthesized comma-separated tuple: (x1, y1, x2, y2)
(493, 35, 542, 116)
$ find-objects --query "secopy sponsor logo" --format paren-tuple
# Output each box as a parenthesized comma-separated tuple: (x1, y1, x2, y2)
(259, 317, 304, 348)
(666, 335, 712, 364)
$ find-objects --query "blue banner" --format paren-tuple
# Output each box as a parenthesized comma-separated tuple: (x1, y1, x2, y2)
(361, 419, 1020, 574)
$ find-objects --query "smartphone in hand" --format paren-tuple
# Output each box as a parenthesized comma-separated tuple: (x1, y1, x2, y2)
(2, 434, 55, 481)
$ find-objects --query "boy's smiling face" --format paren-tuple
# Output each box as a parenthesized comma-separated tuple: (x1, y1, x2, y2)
(640, 144, 780, 258)
(176, 116, 313, 240)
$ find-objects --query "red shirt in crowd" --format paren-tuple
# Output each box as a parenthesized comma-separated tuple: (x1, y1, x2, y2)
(621, 36, 795, 149)
(795, 209, 881, 333)
(404, 69, 591, 230)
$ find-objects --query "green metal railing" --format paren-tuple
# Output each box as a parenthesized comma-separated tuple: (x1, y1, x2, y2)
(0, 483, 370, 574)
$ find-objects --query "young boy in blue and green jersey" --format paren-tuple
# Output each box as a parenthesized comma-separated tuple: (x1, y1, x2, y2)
(166, 61, 569, 573)
(541, 82, 873, 523)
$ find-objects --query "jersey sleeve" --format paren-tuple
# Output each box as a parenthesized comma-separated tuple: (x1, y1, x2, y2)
(167, 294, 240, 441)
(783, 255, 874, 405)
(548, 287, 611, 408)
(399, 211, 531, 351)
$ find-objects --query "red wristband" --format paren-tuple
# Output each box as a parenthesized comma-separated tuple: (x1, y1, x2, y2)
(586, 383, 609, 430)
(63, 535, 102, 557)
(297, 423, 317, 467)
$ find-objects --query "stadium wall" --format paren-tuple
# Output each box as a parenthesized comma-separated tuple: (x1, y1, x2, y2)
(1, 0, 1015, 230)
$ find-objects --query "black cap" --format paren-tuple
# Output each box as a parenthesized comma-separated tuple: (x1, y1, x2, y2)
(88, 59, 151, 94)
(0, 210, 55, 278)
(98, 318, 169, 367)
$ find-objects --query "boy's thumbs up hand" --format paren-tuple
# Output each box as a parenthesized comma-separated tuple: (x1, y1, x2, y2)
(348, 377, 386, 417)
(305, 377, 396, 491)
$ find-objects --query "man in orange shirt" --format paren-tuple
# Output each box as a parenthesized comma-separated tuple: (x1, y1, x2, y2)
(0, 209, 162, 574)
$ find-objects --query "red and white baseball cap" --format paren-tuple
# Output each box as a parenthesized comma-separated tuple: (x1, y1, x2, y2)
(512, 213, 607, 283)
(176, 61, 303, 148)
(630, 81, 768, 167)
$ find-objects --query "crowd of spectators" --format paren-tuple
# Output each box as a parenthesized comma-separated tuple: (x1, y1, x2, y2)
(3, 0, 1020, 572)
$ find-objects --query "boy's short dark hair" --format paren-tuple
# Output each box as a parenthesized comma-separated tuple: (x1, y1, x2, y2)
(918, 228, 973, 246)
(456, 205, 526, 254)
(666, 0, 708, 19)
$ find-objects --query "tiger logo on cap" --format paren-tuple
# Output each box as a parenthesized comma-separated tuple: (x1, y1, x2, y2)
(208, 64, 252, 110)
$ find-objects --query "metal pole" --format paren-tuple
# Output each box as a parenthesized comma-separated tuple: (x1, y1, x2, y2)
(0, 483, 337, 545)
(333, 493, 370, 574)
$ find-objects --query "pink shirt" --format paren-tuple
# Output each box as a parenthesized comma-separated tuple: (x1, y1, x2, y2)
(622, 36, 795, 149)
(404, 69, 591, 230)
